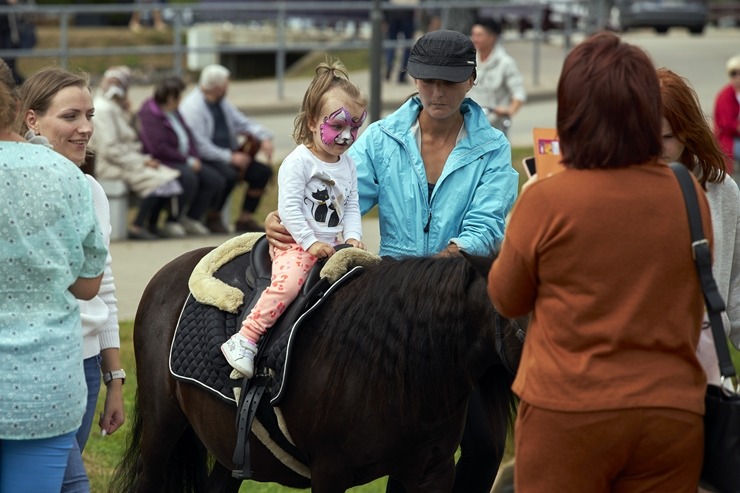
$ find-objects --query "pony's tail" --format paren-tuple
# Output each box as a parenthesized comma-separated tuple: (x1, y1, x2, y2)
(108, 386, 211, 493)
(109, 385, 145, 493)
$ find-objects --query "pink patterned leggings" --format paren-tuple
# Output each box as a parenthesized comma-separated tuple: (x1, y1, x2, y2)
(239, 243, 316, 343)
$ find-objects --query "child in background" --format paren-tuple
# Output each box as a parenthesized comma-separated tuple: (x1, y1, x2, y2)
(221, 60, 367, 377)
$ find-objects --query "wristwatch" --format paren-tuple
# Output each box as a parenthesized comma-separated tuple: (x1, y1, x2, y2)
(103, 369, 126, 385)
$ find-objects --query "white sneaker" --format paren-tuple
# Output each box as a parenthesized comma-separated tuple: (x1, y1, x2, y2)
(159, 221, 186, 238)
(180, 217, 210, 236)
(221, 333, 257, 378)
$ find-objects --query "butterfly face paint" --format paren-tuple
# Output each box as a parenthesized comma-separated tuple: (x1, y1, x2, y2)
(319, 107, 367, 147)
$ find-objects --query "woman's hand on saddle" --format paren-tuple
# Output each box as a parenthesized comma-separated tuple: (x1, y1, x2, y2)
(437, 243, 461, 257)
(346, 238, 365, 250)
(308, 241, 335, 259)
(265, 211, 295, 250)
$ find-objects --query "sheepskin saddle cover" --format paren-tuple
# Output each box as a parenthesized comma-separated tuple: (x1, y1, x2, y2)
(169, 233, 381, 403)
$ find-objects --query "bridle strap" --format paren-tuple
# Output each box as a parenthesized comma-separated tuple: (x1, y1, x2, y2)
(494, 312, 524, 376)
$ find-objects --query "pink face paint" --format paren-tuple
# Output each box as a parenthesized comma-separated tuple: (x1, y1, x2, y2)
(319, 107, 367, 147)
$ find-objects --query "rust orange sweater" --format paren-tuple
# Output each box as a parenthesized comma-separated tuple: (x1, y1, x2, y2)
(489, 162, 711, 415)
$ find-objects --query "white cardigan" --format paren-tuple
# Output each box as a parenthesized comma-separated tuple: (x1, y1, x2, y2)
(696, 177, 740, 384)
(78, 176, 120, 359)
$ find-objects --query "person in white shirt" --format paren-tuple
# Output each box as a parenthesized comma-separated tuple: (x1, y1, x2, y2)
(467, 17, 526, 136)
(221, 59, 367, 378)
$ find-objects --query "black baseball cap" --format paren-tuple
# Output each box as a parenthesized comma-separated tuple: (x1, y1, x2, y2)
(406, 30, 477, 83)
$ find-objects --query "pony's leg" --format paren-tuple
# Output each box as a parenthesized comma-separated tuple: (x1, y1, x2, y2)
(136, 403, 191, 491)
(403, 456, 456, 493)
(207, 461, 242, 493)
(307, 459, 355, 493)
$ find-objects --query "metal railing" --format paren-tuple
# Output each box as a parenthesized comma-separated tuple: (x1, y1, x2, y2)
(0, 0, 587, 119)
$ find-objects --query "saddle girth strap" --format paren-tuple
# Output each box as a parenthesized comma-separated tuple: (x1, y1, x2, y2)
(232, 373, 269, 479)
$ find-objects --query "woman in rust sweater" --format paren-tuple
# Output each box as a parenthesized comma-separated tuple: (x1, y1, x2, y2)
(488, 32, 711, 492)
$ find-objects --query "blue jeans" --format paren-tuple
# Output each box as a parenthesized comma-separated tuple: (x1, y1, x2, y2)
(734, 137, 740, 162)
(0, 431, 76, 493)
(61, 355, 101, 493)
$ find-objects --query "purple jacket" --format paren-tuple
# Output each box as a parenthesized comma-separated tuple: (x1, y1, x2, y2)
(137, 98, 199, 166)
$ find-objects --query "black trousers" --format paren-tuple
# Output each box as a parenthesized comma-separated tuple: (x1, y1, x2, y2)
(205, 159, 273, 213)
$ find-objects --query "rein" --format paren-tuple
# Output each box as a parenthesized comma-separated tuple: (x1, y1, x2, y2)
(494, 312, 525, 376)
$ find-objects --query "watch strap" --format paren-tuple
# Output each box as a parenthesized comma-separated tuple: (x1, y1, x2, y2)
(103, 369, 126, 385)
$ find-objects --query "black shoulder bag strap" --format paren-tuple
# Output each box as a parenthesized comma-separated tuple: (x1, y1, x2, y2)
(669, 162, 736, 381)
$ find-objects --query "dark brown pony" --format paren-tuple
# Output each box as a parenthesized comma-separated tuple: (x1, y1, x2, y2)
(110, 248, 525, 493)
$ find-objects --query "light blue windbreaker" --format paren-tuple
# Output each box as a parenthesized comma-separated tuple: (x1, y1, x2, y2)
(349, 96, 519, 257)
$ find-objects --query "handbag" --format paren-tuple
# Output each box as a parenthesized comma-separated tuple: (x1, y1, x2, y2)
(670, 162, 740, 493)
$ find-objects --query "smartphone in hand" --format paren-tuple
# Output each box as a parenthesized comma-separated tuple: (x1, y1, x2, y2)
(522, 156, 536, 178)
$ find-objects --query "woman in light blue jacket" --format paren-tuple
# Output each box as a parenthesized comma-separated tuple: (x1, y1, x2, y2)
(349, 94, 516, 257)
(266, 30, 519, 492)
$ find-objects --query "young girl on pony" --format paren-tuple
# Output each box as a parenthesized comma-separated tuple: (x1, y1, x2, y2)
(221, 59, 368, 377)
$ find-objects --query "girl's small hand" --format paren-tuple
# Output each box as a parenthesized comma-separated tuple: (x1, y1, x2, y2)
(308, 241, 335, 259)
(346, 238, 365, 250)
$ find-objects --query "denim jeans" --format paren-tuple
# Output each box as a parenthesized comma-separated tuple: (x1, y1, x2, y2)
(61, 354, 101, 493)
(0, 431, 76, 493)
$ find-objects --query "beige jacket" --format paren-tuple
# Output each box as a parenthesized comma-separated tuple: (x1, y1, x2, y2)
(90, 96, 179, 197)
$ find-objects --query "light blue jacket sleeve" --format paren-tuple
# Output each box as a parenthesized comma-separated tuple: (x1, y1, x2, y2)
(449, 139, 518, 255)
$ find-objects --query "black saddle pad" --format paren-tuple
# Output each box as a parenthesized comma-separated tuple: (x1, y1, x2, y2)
(170, 294, 241, 404)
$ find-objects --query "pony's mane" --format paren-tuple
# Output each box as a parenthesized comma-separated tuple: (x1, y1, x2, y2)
(310, 255, 490, 423)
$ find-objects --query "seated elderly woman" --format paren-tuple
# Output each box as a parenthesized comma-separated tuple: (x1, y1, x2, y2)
(90, 66, 183, 240)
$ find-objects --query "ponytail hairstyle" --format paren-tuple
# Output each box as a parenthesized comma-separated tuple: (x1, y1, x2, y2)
(293, 58, 368, 146)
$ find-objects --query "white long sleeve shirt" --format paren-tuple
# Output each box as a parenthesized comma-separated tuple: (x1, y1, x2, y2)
(278, 145, 363, 251)
(78, 176, 120, 359)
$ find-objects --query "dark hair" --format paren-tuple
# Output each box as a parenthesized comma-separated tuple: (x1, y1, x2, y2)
(153, 76, 186, 105)
(657, 68, 726, 187)
(557, 32, 662, 169)
(472, 17, 502, 36)
(0, 58, 16, 130)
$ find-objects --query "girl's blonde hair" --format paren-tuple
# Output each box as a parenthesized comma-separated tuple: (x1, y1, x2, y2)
(292, 58, 368, 146)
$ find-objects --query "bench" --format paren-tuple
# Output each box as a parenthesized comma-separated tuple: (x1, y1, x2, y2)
(98, 179, 131, 242)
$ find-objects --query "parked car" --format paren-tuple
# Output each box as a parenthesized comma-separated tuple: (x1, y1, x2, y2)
(616, 0, 708, 34)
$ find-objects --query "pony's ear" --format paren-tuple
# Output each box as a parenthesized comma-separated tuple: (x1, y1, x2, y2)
(460, 250, 493, 278)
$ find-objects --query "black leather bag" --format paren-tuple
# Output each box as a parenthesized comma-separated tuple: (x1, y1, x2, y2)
(703, 384, 740, 492)
(671, 163, 740, 493)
